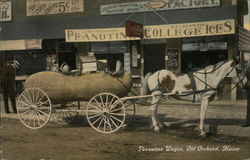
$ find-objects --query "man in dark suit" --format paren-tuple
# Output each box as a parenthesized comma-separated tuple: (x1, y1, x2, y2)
(1, 60, 18, 113)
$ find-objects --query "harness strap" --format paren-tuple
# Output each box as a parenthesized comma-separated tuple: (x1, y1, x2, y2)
(205, 69, 208, 89)
(150, 71, 164, 93)
(187, 72, 197, 103)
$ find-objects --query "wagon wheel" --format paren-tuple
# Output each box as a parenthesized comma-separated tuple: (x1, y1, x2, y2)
(17, 87, 52, 129)
(123, 100, 136, 125)
(52, 103, 79, 124)
(86, 93, 125, 134)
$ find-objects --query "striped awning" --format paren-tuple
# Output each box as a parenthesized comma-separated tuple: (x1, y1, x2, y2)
(238, 26, 250, 52)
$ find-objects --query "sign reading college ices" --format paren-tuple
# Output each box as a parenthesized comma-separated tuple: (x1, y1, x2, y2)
(0, 1, 12, 21)
(101, 0, 220, 15)
(65, 19, 235, 42)
(26, 0, 84, 16)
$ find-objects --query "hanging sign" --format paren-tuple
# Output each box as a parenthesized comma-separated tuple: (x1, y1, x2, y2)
(101, 0, 220, 15)
(66, 19, 235, 42)
(0, 1, 12, 21)
(66, 27, 140, 42)
(125, 21, 143, 37)
(26, 0, 84, 16)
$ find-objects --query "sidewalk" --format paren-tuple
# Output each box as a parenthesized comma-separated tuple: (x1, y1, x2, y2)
(1, 95, 250, 137)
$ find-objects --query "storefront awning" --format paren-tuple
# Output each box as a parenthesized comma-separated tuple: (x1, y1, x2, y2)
(0, 39, 42, 51)
(238, 26, 250, 52)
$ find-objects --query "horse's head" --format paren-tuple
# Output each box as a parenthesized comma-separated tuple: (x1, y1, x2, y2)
(228, 59, 247, 88)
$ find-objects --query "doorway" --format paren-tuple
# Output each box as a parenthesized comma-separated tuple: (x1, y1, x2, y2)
(144, 44, 166, 75)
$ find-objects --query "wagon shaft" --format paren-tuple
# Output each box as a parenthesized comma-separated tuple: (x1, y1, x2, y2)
(24, 71, 133, 104)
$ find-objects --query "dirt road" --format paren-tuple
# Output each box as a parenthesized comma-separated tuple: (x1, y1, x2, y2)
(1, 116, 250, 160)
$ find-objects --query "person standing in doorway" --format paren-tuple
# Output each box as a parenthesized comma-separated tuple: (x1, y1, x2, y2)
(0, 59, 19, 114)
(112, 57, 123, 76)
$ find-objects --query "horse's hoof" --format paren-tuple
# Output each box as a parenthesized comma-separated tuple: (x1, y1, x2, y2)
(159, 123, 167, 129)
(154, 127, 161, 132)
(199, 131, 207, 137)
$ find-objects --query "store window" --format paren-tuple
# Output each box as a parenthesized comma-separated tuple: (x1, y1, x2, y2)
(181, 35, 228, 73)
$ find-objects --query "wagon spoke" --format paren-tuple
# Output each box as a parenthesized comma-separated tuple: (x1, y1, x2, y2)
(37, 110, 50, 117)
(105, 94, 109, 108)
(22, 110, 32, 122)
(36, 94, 45, 107)
(97, 116, 104, 129)
(103, 117, 106, 132)
(108, 116, 118, 128)
(110, 107, 123, 113)
(110, 100, 120, 110)
(20, 94, 33, 106)
(28, 113, 34, 126)
(99, 95, 104, 108)
(35, 113, 41, 127)
(26, 90, 34, 104)
(32, 88, 35, 103)
(88, 113, 102, 119)
(109, 112, 124, 116)
(94, 98, 103, 109)
(67, 112, 72, 117)
(36, 111, 46, 122)
(35, 89, 40, 102)
(106, 116, 113, 132)
(109, 115, 123, 124)
(92, 115, 103, 126)
(36, 100, 50, 107)
(18, 100, 31, 108)
(20, 109, 31, 115)
(108, 96, 116, 109)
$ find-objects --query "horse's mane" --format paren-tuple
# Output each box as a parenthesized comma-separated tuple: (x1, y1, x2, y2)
(196, 60, 229, 73)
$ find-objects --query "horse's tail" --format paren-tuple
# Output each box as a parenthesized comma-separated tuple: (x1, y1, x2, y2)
(140, 72, 152, 98)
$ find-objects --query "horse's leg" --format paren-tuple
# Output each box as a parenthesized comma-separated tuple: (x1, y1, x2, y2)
(150, 91, 162, 132)
(199, 97, 209, 136)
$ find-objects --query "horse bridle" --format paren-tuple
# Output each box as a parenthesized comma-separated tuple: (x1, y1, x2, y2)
(231, 64, 247, 90)
(193, 60, 247, 92)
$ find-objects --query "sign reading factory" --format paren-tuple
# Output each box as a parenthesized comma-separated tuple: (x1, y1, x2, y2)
(101, 0, 220, 15)
(0, 1, 12, 21)
(65, 19, 235, 42)
(26, 0, 84, 16)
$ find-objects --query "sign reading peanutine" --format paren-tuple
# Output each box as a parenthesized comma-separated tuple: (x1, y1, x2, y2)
(26, 0, 84, 16)
(65, 19, 235, 42)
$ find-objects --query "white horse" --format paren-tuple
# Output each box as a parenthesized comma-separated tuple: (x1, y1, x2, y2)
(141, 59, 247, 136)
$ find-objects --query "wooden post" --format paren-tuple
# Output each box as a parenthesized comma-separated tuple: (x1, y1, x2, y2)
(140, 40, 144, 77)
(245, 66, 250, 126)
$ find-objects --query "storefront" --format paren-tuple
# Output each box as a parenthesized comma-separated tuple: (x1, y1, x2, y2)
(1, 0, 248, 99)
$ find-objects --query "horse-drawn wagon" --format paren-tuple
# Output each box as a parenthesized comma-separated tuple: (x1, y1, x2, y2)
(17, 59, 247, 136)
(17, 71, 136, 133)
